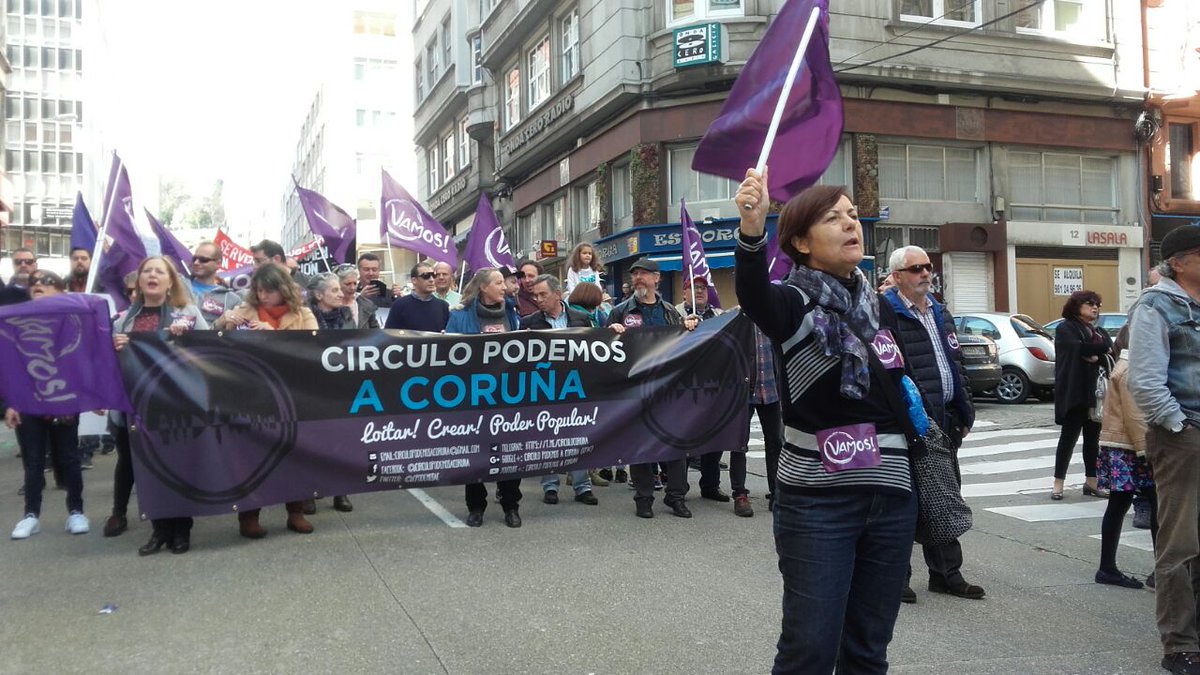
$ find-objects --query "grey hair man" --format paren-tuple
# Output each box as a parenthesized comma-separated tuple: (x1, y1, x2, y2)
(1128, 226, 1200, 675)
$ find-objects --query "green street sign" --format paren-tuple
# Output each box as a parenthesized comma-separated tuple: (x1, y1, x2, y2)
(673, 23, 722, 68)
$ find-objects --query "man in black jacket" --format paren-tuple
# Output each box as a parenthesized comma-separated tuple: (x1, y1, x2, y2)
(879, 245, 984, 603)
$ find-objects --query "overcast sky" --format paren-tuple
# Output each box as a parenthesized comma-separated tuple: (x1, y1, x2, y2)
(87, 0, 414, 241)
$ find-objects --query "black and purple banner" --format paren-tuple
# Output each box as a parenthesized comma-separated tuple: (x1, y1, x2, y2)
(119, 312, 754, 518)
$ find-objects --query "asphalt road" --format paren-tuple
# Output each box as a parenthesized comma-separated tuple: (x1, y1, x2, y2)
(0, 399, 1165, 674)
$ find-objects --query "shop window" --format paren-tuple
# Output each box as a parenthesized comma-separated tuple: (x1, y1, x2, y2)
(879, 143, 978, 202)
(668, 0, 743, 26)
(1009, 151, 1117, 224)
(612, 164, 633, 231)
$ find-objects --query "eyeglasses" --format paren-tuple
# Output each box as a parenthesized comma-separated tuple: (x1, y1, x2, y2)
(13, 258, 35, 266)
(897, 263, 933, 274)
(417, 272, 436, 280)
(1084, 301, 1102, 308)
(30, 276, 61, 287)
(193, 256, 217, 264)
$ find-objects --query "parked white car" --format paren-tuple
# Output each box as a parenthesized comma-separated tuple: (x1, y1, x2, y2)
(954, 313, 1056, 404)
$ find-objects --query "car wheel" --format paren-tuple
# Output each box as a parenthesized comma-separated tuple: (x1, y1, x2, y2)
(994, 367, 1030, 404)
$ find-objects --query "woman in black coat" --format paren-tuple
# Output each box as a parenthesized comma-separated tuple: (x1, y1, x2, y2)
(1050, 290, 1113, 500)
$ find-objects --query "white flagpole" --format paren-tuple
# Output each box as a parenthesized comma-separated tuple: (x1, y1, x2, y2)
(754, 5, 822, 175)
(85, 153, 122, 294)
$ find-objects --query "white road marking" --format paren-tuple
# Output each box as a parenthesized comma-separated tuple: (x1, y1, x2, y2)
(960, 453, 1080, 475)
(408, 489, 467, 528)
(963, 428, 1057, 442)
(1088, 530, 1154, 552)
(985, 501, 1108, 522)
(961, 472, 1086, 498)
(959, 438, 1075, 459)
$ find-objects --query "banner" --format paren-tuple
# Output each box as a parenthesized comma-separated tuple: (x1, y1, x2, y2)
(765, 231, 794, 283)
(214, 229, 255, 270)
(118, 312, 754, 518)
(380, 168, 457, 267)
(463, 193, 515, 274)
(294, 180, 356, 265)
(0, 294, 132, 415)
(216, 264, 255, 292)
(71, 192, 97, 255)
(96, 153, 147, 311)
(680, 200, 721, 308)
(146, 209, 193, 276)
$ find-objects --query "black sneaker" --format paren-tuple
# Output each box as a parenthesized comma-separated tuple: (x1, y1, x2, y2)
(901, 586, 917, 604)
(543, 490, 559, 505)
(635, 499, 653, 519)
(701, 489, 731, 503)
(1162, 652, 1200, 675)
(574, 491, 598, 506)
(465, 511, 484, 527)
(1095, 569, 1144, 589)
(663, 498, 692, 518)
(598, 468, 613, 482)
(615, 468, 628, 483)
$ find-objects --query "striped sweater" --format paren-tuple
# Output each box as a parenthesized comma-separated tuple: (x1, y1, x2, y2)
(735, 232, 912, 495)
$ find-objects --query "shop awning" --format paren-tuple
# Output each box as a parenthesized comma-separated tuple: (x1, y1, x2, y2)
(646, 251, 735, 272)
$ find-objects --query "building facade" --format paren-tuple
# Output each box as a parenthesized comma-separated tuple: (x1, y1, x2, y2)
(415, 0, 1147, 320)
(2, 0, 83, 273)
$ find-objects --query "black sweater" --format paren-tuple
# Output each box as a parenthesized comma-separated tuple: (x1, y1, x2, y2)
(384, 294, 450, 332)
(734, 232, 911, 495)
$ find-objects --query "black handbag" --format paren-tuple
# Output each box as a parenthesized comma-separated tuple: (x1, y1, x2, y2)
(862, 339, 973, 547)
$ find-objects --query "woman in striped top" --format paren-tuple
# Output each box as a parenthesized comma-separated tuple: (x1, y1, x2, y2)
(734, 169, 917, 675)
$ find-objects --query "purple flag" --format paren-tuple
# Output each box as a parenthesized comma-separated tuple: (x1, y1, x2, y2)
(97, 154, 147, 311)
(380, 169, 457, 267)
(70, 192, 97, 255)
(0, 294, 132, 414)
(680, 200, 721, 309)
(145, 209, 193, 276)
(691, 0, 843, 202)
(294, 180, 357, 264)
(463, 193, 515, 273)
(765, 230, 794, 283)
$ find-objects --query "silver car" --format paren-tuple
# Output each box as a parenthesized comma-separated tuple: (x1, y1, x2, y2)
(954, 313, 1056, 404)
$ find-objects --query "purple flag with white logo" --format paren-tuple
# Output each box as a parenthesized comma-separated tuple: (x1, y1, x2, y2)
(380, 169, 457, 267)
(765, 230, 794, 283)
(145, 209, 193, 276)
(294, 180, 357, 264)
(691, 0, 843, 202)
(70, 192, 97, 255)
(97, 153, 147, 311)
(0, 293, 132, 414)
(463, 193, 515, 274)
(680, 200, 721, 309)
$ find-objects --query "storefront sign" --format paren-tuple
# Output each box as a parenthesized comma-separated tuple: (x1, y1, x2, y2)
(652, 226, 736, 248)
(537, 239, 559, 260)
(499, 92, 575, 160)
(673, 23, 723, 68)
(1052, 267, 1084, 296)
(429, 175, 468, 211)
(1062, 225, 1132, 248)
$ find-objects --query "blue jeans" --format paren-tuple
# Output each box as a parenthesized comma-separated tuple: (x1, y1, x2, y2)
(772, 487, 916, 674)
(541, 470, 592, 496)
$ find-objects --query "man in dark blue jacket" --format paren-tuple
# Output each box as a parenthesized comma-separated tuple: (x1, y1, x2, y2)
(879, 245, 983, 604)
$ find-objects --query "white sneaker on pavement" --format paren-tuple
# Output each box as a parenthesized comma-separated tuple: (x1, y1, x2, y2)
(11, 514, 40, 539)
(66, 512, 90, 535)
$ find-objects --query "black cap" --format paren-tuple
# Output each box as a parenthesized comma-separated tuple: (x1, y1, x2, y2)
(628, 257, 659, 273)
(1161, 225, 1200, 261)
(497, 265, 517, 278)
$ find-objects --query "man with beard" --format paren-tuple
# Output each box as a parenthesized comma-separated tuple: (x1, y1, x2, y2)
(189, 241, 241, 324)
(607, 258, 698, 519)
(0, 248, 36, 305)
(516, 259, 542, 317)
(67, 248, 91, 293)
(357, 252, 394, 309)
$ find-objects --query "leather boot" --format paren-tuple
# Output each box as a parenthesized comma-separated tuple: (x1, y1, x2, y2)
(285, 501, 314, 534)
(238, 509, 267, 539)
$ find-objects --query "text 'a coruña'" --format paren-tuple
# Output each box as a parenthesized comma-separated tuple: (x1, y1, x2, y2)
(348, 363, 587, 414)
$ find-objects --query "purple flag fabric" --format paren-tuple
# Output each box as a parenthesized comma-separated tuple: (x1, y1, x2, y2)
(691, 0, 843, 202)
(145, 209, 193, 276)
(70, 192, 97, 255)
(463, 193, 515, 273)
(380, 169, 457, 267)
(294, 180, 357, 265)
(680, 200, 721, 308)
(765, 230, 794, 283)
(0, 293, 132, 414)
(97, 154, 147, 311)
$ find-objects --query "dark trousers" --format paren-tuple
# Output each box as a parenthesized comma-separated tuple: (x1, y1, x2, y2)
(1146, 425, 1200, 654)
(755, 403, 784, 498)
(17, 416, 82, 517)
(465, 480, 522, 513)
(699, 451, 748, 495)
(151, 517, 193, 540)
(1054, 406, 1100, 480)
(112, 424, 135, 518)
(773, 487, 917, 674)
(631, 459, 688, 502)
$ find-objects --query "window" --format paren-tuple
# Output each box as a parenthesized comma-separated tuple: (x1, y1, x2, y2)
(561, 11, 579, 82)
(669, 145, 739, 207)
(899, 0, 980, 27)
(612, 164, 633, 230)
(356, 109, 366, 127)
(471, 35, 483, 85)
(958, 316, 1001, 341)
(1016, 0, 1105, 40)
(415, 58, 425, 99)
(668, 0, 744, 25)
(878, 143, 977, 202)
(427, 145, 439, 190)
(574, 181, 601, 234)
(1008, 151, 1118, 224)
(442, 17, 452, 71)
(504, 66, 521, 131)
(541, 197, 566, 244)
(458, 117, 470, 169)
(527, 37, 551, 110)
(1170, 123, 1195, 201)
(426, 40, 439, 85)
(442, 134, 455, 181)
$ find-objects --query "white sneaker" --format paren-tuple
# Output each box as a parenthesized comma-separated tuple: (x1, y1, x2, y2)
(66, 512, 90, 535)
(11, 514, 40, 539)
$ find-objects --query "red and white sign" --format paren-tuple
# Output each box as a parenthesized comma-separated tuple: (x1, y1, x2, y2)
(214, 230, 255, 270)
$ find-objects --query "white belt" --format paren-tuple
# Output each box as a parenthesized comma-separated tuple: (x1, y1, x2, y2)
(784, 426, 908, 450)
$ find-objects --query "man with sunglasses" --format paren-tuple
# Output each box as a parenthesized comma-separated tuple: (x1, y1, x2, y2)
(879, 245, 982, 604)
(189, 242, 241, 324)
(384, 262, 449, 332)
(0, 248, 37, 306)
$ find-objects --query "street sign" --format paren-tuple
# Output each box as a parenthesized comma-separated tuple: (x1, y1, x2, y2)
(673, 23, 723, 68)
